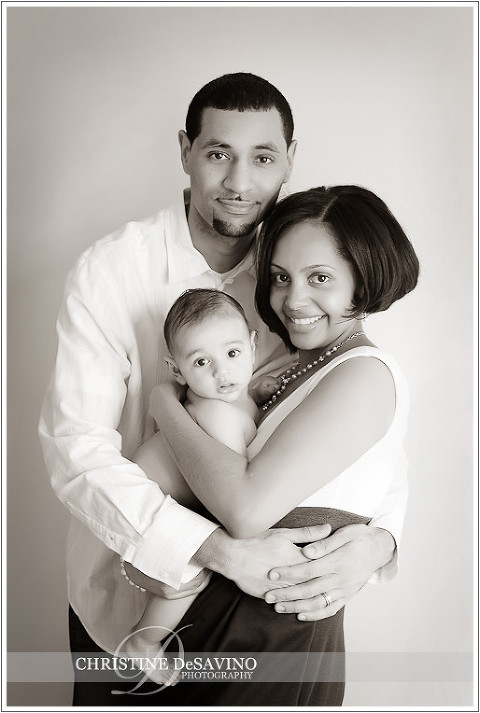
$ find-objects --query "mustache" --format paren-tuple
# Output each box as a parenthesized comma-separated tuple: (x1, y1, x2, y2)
(216, 195, 260, 203)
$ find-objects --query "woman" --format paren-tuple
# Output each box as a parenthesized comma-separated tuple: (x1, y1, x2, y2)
(130, 185, 419, 706)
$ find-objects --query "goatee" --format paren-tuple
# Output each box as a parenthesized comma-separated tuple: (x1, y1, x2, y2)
(212, 218, 258, 238)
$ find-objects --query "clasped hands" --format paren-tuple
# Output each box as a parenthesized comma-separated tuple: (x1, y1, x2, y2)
(230, 523, 388, 621)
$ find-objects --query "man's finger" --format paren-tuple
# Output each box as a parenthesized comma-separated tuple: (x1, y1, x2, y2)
(278, 523, 332, 545)
(268, 556, 336, 585)
(265, 577, 331, 604)
(296, 597, 346, 621)
(272, 590, 343, 615)
(301, 525, 358, 559)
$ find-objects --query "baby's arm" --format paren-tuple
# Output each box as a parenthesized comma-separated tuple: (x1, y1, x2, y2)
(186, 396, 256, 457)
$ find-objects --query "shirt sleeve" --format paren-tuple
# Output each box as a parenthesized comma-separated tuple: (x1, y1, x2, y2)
(38, 252, 219, 589)
(367, 449, 409, 584)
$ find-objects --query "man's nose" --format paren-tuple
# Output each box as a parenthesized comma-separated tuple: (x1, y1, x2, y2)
(223, 158, 253, 195)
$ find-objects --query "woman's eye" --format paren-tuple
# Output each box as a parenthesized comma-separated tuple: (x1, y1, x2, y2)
(227, 349, 240, 358)
(310, 274, 330, 284)
(271, 273, 290, 285)
(194, 358, 210, 367)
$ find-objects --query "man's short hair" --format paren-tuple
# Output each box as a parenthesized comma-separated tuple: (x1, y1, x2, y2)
(255, 185, 420, 351)
(185, 72, 294, 146)
(164, 288, 249, 353)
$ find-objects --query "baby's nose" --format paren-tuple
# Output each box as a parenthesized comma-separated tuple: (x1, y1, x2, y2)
(213, 362, 229, 379)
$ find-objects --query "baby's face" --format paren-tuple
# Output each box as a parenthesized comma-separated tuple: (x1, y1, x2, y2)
(171, 314, 255, 403)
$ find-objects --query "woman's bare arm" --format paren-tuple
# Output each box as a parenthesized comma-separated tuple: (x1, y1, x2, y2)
(151, 357, 395, 538)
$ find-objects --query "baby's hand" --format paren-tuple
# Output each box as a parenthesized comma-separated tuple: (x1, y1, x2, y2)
(249, 375, 283, 405)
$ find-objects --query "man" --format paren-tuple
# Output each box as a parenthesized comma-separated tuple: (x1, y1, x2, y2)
(39, 73, 404, 705)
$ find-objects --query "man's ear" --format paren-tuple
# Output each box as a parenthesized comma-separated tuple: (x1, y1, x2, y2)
(284, 139, 297, 183)
(164, 355, 187, 385)
(178, 130, 192, 175)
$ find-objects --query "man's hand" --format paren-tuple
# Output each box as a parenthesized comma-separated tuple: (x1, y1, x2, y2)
(192, 524, 332, 599)
(263, 525, 396, 620)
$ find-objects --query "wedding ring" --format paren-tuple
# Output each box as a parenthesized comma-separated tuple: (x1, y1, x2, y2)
(321, 591, 332, 607)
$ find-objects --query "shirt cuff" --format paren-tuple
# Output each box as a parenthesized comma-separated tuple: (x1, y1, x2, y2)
(124, 495, 220, 589)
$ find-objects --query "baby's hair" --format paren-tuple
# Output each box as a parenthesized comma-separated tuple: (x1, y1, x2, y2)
(164, 288, 249, 353)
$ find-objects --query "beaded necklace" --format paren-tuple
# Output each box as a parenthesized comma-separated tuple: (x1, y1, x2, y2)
(261, 331, 365, 412)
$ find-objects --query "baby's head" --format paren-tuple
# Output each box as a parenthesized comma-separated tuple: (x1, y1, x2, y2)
(164, 289, 256, 403)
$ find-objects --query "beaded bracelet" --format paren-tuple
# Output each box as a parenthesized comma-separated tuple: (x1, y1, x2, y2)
(120, 558, 146, 593)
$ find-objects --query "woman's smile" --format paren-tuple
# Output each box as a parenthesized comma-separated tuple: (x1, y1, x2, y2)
(286, 314, 325, 326)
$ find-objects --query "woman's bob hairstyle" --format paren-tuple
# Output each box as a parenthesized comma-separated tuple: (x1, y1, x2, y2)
(255, 185, 420, 351)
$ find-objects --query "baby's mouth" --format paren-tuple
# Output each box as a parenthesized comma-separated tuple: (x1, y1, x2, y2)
(218, 383, 236, 393)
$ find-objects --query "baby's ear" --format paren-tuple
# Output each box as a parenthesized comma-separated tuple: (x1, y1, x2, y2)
(250, 330, 257, 361)
(164, 355, 187, 385)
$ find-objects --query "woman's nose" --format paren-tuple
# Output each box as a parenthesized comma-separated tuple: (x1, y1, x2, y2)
(284, 281, 309, 310)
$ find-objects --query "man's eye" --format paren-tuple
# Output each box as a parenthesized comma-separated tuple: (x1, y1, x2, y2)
(209, 152, 229, 161)
(227, 349, 240, 358)
(256, 156, 273, 164)
(194, 358, 210, 367)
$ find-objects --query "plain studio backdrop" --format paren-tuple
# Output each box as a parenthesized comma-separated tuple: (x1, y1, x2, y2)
(6, 5, 475, 708)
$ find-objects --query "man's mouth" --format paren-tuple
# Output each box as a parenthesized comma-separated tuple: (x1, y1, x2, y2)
(217, 199, 258, 215)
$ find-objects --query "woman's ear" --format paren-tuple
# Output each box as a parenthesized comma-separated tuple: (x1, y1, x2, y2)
(164, 355, 187, 385)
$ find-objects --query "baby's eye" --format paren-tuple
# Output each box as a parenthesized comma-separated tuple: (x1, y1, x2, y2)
(194, 357, 210, 367)
(271, 273, 290, 285)
(227, 349, 241, 358)
(310, 274, 330, 284)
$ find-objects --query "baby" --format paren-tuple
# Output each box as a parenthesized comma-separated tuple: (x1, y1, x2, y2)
(122, 289, 258, 683)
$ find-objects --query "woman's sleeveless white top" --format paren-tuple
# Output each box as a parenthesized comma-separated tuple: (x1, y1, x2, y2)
(247, 346, 409, 517)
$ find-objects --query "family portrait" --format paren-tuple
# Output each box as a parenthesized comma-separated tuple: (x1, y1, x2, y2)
(6, 3, 475, 709)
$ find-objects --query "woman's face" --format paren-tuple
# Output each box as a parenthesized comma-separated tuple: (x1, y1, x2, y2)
(269, 220, 359, 354)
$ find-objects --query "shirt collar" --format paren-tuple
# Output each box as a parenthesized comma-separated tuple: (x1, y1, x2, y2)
(165, 190, 210, 283)
(165, 189, 256, 284)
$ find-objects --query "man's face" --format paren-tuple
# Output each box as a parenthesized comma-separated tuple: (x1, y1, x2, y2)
(179, 107, 296, 241)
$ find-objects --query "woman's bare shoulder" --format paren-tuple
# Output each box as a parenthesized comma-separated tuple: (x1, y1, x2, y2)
(304, 352, 396, 431)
